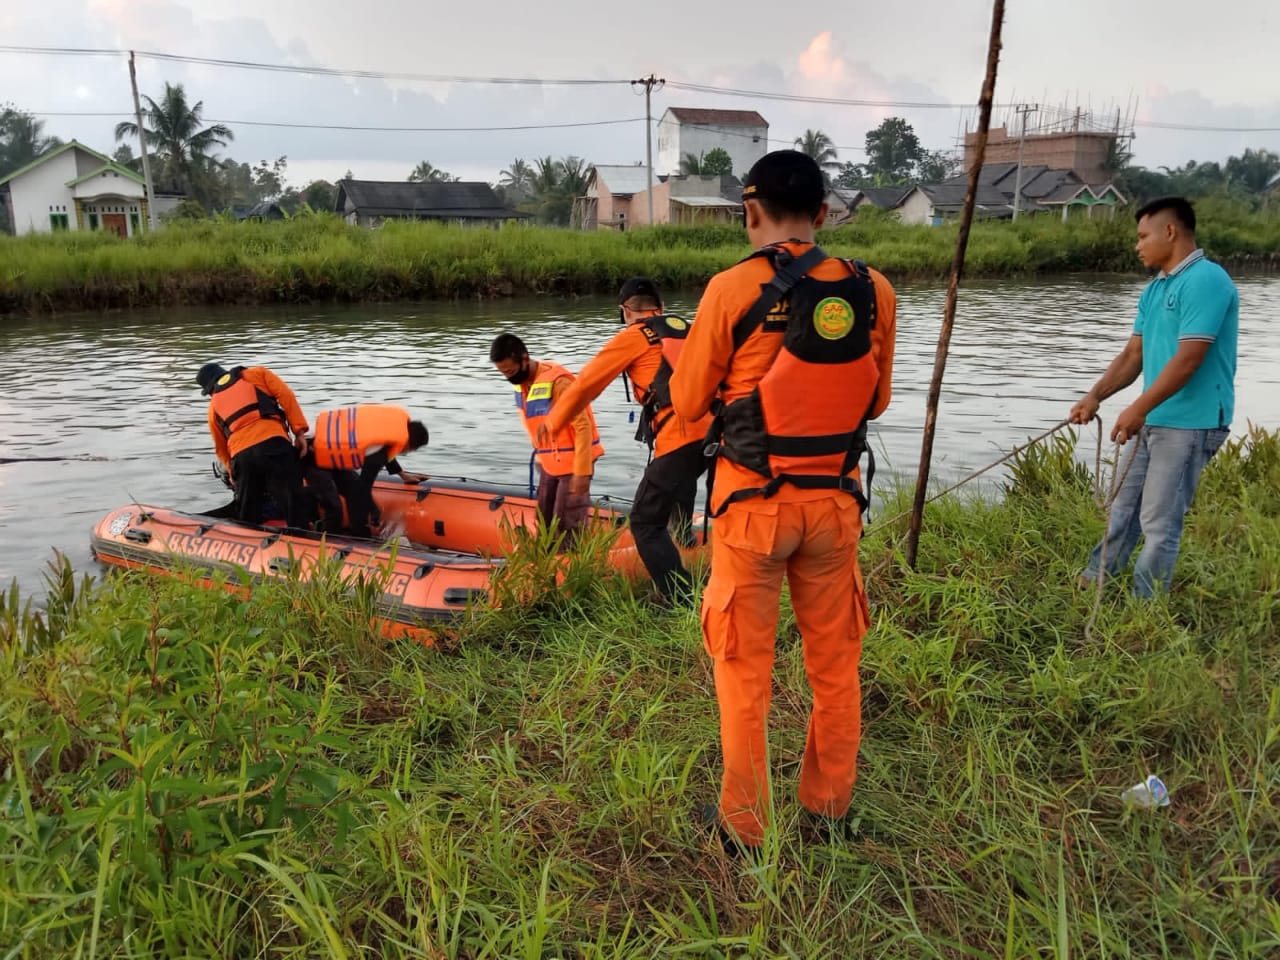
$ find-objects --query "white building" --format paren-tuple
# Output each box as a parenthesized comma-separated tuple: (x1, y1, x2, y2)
(655, 108, 768, 178)
(0, 140, 174, 236)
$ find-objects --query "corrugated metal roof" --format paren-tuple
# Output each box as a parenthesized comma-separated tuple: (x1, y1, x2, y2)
(337, 179, 523, 218)
(671, 196, 742, 207)
(592, 164, 655, 196)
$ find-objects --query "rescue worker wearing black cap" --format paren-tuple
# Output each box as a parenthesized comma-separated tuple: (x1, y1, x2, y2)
(670, 150, 898, 852)
(537, 278, 712, 602)
(197, 362, 311, 529)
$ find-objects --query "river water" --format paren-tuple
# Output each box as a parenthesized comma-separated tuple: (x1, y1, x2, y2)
(1, 275, 1277, 596)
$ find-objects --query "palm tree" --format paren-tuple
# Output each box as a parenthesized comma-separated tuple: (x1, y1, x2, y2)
(408, 161, 455, 183)
(681, 151, 706, 175)
(558, 156, 589, 197)
(794, 129, 839, 171)
(114, 83, 233, 197)
(499, 158, 534, 201)
(531, 155, 562, 195)
(0, 106, 62, 177)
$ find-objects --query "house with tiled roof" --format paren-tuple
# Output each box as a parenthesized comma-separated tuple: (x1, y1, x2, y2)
(656, 107, 768, 178)
(894, 162, 1124, 225)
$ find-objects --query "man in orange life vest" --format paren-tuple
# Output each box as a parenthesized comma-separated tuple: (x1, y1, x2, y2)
(490, 333, 603, 544)
(670, 150, 897, 851)
(310, 404, 429, 538)
(198, 362, 311, 529)
(536, 277, 712, 601)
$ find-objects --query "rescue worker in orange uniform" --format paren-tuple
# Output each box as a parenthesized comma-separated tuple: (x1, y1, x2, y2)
(198, 362, 311, 529)
(537, 277, 712, 601)
(490, 333, 603, 544)
(310, 404, 429, 538)
(669, 151, 897, 852)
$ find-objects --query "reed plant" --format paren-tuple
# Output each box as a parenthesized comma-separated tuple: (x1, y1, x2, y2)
(3, 208, 1277, 315)
(1, 428, 1277, 957)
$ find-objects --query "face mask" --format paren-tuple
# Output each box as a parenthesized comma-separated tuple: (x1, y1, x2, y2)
(505, 360, 532, 385)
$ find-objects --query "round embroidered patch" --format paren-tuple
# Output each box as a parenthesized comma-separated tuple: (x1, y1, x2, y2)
(813, 297, 855, 340)
(665, 316, 688, 331)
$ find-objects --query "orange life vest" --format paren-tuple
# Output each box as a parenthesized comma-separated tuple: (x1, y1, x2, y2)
(631, 314, 691, 447)
(709, 245, 879, 514)
(313, 404, 412, 471)
(515, 361, 603, 474)
(208, 367, 287, 439)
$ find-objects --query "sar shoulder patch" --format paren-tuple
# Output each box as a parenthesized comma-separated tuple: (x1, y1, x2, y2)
(813, 297, 855, 340)
(664, 316, 688, 331)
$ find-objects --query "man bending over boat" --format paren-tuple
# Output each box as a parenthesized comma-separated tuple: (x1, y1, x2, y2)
(491, 333, 603, 546)
(309, 404, 429, 539)
(198, 362, 311, 529)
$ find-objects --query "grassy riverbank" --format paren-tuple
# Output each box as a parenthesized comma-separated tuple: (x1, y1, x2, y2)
(2, 426, 1277, 957)
(3, 208, 1279, 315)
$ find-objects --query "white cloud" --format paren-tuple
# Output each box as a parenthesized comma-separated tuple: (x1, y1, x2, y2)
(5, 0, 1278, 190)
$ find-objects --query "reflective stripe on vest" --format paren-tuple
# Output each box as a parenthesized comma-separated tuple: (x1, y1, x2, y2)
(515, 361, 603, 472)
(313, 404, 411, 471)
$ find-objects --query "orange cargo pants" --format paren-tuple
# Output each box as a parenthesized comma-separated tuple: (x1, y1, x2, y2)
(700, 493, 869, 847)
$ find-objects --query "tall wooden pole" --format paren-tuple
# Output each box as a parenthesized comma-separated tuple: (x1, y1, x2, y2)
(128, 51, 158, 231)
(904, 0, 1007, 570)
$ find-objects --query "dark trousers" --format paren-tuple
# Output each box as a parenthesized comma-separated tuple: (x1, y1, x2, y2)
(343, 474, 381, 538)
(230, 436, 307, 529)
(630, 439, 708, 599)
(535, 468, 592, 547)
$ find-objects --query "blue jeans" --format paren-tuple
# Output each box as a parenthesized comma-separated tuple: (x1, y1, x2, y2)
(1082, 425, 1229, 597)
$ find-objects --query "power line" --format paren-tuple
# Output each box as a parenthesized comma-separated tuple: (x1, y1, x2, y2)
(6, 44, 1279, 135)
(27, 111, 646, 133)
(0, 44, 628, 86)
(664, 79, 972, 110)
(664, 81, 1280, 134)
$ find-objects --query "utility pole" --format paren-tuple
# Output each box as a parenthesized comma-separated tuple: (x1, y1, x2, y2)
(1011, 102, 1038, 222)
(631, 74, 665, 225)
(128, 51, 158, 231)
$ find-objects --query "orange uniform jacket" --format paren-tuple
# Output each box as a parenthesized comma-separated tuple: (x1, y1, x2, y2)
(207, 366, 308, 468)
(545, 320, 713, 458)
(670, 244, 896, 511)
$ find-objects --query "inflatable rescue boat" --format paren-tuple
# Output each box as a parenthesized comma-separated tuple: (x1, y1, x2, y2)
(89, 504, 495, 643)
(369, 477, 704, 577)
(90, 479, 706, 644)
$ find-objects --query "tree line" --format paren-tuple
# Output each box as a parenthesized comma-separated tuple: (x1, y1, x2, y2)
(4, 92, 1277, 234)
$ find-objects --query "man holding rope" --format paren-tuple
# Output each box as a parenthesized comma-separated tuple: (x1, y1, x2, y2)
(1070, 196, 1238, 598)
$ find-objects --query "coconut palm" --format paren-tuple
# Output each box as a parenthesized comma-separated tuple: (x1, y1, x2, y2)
(408, 161, 455, 183)
(681, 151, 706, 175)
(794, 129, 839, 170)
(114, 83, 233, 197)
(499, 157, 535, 201)
(0, 106, 62, 177)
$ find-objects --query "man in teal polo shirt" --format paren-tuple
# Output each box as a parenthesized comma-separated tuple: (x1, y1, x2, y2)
(1069, 195, 1238, 597)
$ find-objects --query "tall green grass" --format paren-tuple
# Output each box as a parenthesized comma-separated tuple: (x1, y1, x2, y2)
(2, 427, 1278, 956)
(3, 208, 1278, 315)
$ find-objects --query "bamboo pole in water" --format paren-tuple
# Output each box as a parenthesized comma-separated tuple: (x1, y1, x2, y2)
(904, 0, 1007, 570)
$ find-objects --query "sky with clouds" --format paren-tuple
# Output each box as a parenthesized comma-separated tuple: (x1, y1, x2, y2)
(5, 0, 1279, 188)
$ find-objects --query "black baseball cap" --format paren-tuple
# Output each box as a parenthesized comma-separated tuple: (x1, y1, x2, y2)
(617, 277, 663, 305)
(741, 150, 826, 215)
(196, 362, 228, 395)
